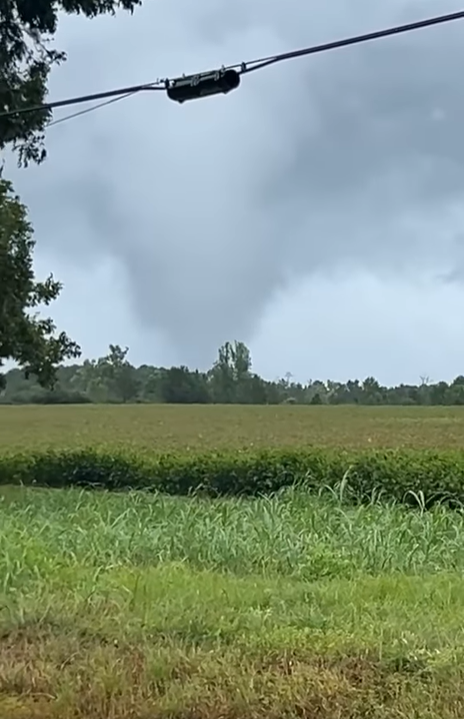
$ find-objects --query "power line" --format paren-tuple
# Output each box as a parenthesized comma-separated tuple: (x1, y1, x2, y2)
(1, 8, 464, 123)
(47, 91, 140, 128)
(238, 8, 464, 74)
(0, 81, 163, 120)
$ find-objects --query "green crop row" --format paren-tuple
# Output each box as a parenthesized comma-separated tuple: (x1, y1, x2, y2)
(1, 447, 464, 506)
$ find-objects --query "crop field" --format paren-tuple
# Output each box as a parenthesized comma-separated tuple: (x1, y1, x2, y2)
(2, 404, 464, 718)
(2, 403, 464, 450)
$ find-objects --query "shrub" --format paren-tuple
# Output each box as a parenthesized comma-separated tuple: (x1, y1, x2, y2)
(1, 447, 464, 506)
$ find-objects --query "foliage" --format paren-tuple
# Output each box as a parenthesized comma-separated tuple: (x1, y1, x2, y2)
(1, 0, 142, 391)
(0, 0, 141, 166)
(3, 339, 464, 405)
(69, 344, 139, 402)
(1, 445, 464, 506)
(209, 340, 252, 403)
(0, 177, 80, 390)
(158, 366, 210, 404)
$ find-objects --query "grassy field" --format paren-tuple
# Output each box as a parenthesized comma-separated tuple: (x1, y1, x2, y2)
(1, 484, 464, 718)
(2, 404, 464, 717)
(2, 403, 464, 450)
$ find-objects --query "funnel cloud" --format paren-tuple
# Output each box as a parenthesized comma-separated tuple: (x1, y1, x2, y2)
(7, 0, 464, 382)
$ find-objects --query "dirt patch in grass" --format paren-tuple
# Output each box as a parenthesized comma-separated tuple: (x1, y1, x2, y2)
(0, 624, 462, 719)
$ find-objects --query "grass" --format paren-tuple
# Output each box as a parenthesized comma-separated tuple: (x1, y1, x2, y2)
(2, 403, 464, 450)
(2, 484, 464, 717)
(2, 403, 464, 717)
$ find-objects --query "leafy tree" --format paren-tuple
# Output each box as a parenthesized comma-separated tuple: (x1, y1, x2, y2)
(71, 358, 107, 401)
(0, 177, 80, 389)
(361, 376, 385, 405)
(210, 340, 252, 403)
(70, 345, 139, 402)
(247, 374, 270, 404)
(159, 367, 210, 404)
(5, 335, 464, 407)
(27, 388, 91, 404)
(210, 341, 234, 402)
(100, 344, 139, 403)
(346, 379, 361, 404)
(429, 381, 448, 405)
(1, 0, 141, 389)
(307, 380, 327, 404)
(142, 367, 164, 401)
(447, 377, 464, 405)
(1, 0, 141, 166)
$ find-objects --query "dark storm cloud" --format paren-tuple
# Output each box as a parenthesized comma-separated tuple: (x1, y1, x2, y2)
(8, 0, 464, 365)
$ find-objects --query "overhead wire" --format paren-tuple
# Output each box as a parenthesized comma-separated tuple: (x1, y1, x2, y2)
(47, 90, 142, 128)
(1, 8, 464, 126)
(238, 8, 464, 74)
(0, 81, 163, 120)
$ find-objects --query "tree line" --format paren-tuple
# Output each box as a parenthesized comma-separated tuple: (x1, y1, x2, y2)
(3, 341, 464, 406)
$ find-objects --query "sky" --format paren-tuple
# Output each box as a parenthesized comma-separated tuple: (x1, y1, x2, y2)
(6, 0, 464, 385)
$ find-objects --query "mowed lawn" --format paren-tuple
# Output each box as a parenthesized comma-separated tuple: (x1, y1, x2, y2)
(1, 403, 464, 450)
(2, 405, 464, 718)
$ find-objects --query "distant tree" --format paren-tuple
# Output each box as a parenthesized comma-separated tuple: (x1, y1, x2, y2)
(71, 359, 106, 401)
(307, 380, 327, 404)
(346, 379, 361, 404)
(28, 388, 91, 404)
(429, 381, 448, 405)
(100, 344, 139, 403)
(142, 367, 164, 401)
(0, 177, 80, 390)
(247, 374, 270, 404)
(159, 366, 210, 404)
(326, 380, 345, 404)
(71, 345, 139, 402)
(447, 377, 464, 405)
(361, 376, 384, 405)
(3, 333, 464, 408)
(210, 340, 252, 403)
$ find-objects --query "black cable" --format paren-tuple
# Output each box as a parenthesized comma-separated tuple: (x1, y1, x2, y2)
(47, 91, 139, 128)
(238, 8, 464, 74)
(0, 81, 163, 120)
(1, 8, 463, 122)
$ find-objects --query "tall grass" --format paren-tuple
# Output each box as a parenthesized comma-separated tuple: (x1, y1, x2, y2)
(2, 485, 464, 582)
(2, 485, 464, 718)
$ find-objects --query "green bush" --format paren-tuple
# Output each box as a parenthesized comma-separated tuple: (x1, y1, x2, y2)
(1, 447, 464, 506)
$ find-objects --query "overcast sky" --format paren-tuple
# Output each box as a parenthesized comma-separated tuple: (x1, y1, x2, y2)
(7, 0, 464, 385)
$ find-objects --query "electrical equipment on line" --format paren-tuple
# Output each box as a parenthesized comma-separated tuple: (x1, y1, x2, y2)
(166, 69, 241, 103)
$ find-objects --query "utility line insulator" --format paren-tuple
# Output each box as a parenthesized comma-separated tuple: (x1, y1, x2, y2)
(166, 69, 241, 103)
